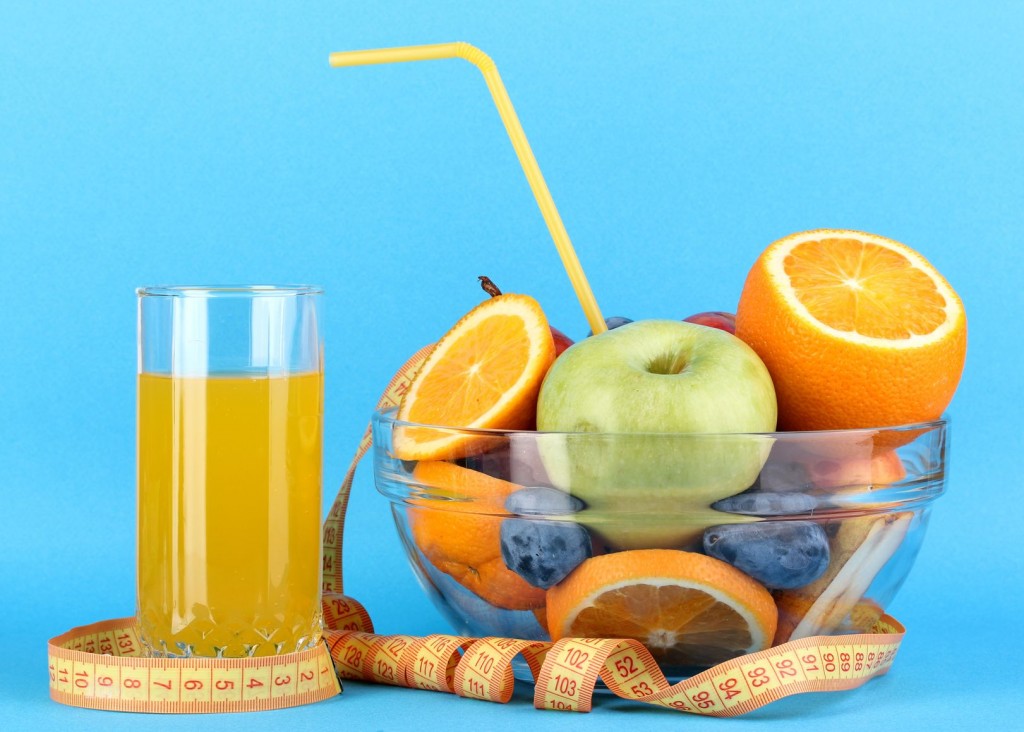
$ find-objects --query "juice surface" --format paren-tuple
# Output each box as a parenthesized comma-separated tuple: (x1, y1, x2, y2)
(137, 372, 323, 657)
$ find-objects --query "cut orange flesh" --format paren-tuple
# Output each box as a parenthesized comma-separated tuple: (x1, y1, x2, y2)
(736, 229, 966, 432)
(546, 550, 777, 666)
(394, 293, 555, 460)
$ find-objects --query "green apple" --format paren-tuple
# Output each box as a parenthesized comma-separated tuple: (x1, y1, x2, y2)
(535, 319, 777, 549)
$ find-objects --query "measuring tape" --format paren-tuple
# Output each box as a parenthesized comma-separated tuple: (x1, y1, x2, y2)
(49, 344, 906, 715)
(48, 617, 341, 713)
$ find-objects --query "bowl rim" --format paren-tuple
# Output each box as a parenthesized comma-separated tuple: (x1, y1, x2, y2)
(372, 405, 948, 439)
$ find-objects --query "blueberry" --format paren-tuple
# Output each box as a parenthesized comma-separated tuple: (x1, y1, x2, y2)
(703, 521, 830, 590)
(712, 491, 817, 516)
(587, 316, 633, 336)
(500, 518, 592, 589)
(506, 487, 584, 516)
(604, 316, 634, 330)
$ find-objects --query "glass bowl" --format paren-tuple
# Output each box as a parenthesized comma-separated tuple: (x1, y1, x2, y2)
(372, 407, 946, 679)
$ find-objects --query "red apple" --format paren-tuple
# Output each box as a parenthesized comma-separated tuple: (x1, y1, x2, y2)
(550, 326, 574, 357)
(683, 311, 736, 334)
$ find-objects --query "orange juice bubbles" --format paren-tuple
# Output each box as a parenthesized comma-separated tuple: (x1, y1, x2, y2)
(136, 287, 324, 658)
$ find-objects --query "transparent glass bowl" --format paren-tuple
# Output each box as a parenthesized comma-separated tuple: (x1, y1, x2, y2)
(372, 407, 946, 678)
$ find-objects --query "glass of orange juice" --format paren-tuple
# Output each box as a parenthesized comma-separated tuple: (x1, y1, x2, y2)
(136, 285, 324, 658)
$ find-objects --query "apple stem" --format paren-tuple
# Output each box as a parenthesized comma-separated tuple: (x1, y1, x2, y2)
(478, 276, 502, 298)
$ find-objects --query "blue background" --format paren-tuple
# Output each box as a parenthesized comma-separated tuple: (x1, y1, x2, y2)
(2, 1, 1022, 730)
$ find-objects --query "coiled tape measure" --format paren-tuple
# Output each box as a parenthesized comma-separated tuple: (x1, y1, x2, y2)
(49, 345, 905, 715)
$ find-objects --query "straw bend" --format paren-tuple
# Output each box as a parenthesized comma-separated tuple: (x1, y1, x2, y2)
(328, 42, 607, 335)
(451, 42, 497, 73)
(328, 42, 496, 73)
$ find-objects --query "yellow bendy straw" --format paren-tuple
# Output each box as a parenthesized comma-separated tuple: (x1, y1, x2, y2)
(329, 42, 607, 335)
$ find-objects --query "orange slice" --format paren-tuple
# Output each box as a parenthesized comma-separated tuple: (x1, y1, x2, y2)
(394, 293, 555, 460)
(736, 229, 966, 432)
(546, 550, 777, 667)
(409, 461, 545, 611)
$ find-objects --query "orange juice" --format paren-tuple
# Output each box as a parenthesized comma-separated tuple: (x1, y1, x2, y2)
(137, 372, 323, 657)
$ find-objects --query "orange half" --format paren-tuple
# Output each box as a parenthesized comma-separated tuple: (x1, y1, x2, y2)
(546, 550, 777, 667)
(394, 294, 555, 460)
(409, 461, 545, 611)
(736, 229, 966, 432)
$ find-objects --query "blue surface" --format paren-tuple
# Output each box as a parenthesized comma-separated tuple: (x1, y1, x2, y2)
(2, 2, 1022, 730)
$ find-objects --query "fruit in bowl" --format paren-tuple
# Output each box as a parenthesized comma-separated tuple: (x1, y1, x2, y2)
(406, 460, 545, 610)
(500, 486, 593, 589)
(372, 229, 964, 677)
(683, 310, 736, 334)
(735, 229, 966, 434)
(391, 290, 556, 460)
(535, 319, 777, 549)
(375, 409, 948, 674)
(546, 549, 777, 667)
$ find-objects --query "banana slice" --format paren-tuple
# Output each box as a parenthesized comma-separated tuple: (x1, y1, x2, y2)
(774, 512, 912, 644)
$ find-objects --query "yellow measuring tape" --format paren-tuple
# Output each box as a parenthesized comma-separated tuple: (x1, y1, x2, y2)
(49, 345, 906, 715)
(48, 618, 340, 713)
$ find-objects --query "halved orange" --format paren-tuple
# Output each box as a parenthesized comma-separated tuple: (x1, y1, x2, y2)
(394, 293, 555, 460)
(736, 229, 966, 432)
(546, 550, 777, 666)
(409, 461, 545, 611)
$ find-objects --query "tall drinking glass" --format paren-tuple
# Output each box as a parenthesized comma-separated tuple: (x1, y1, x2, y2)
(136, 286, 324, 658)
